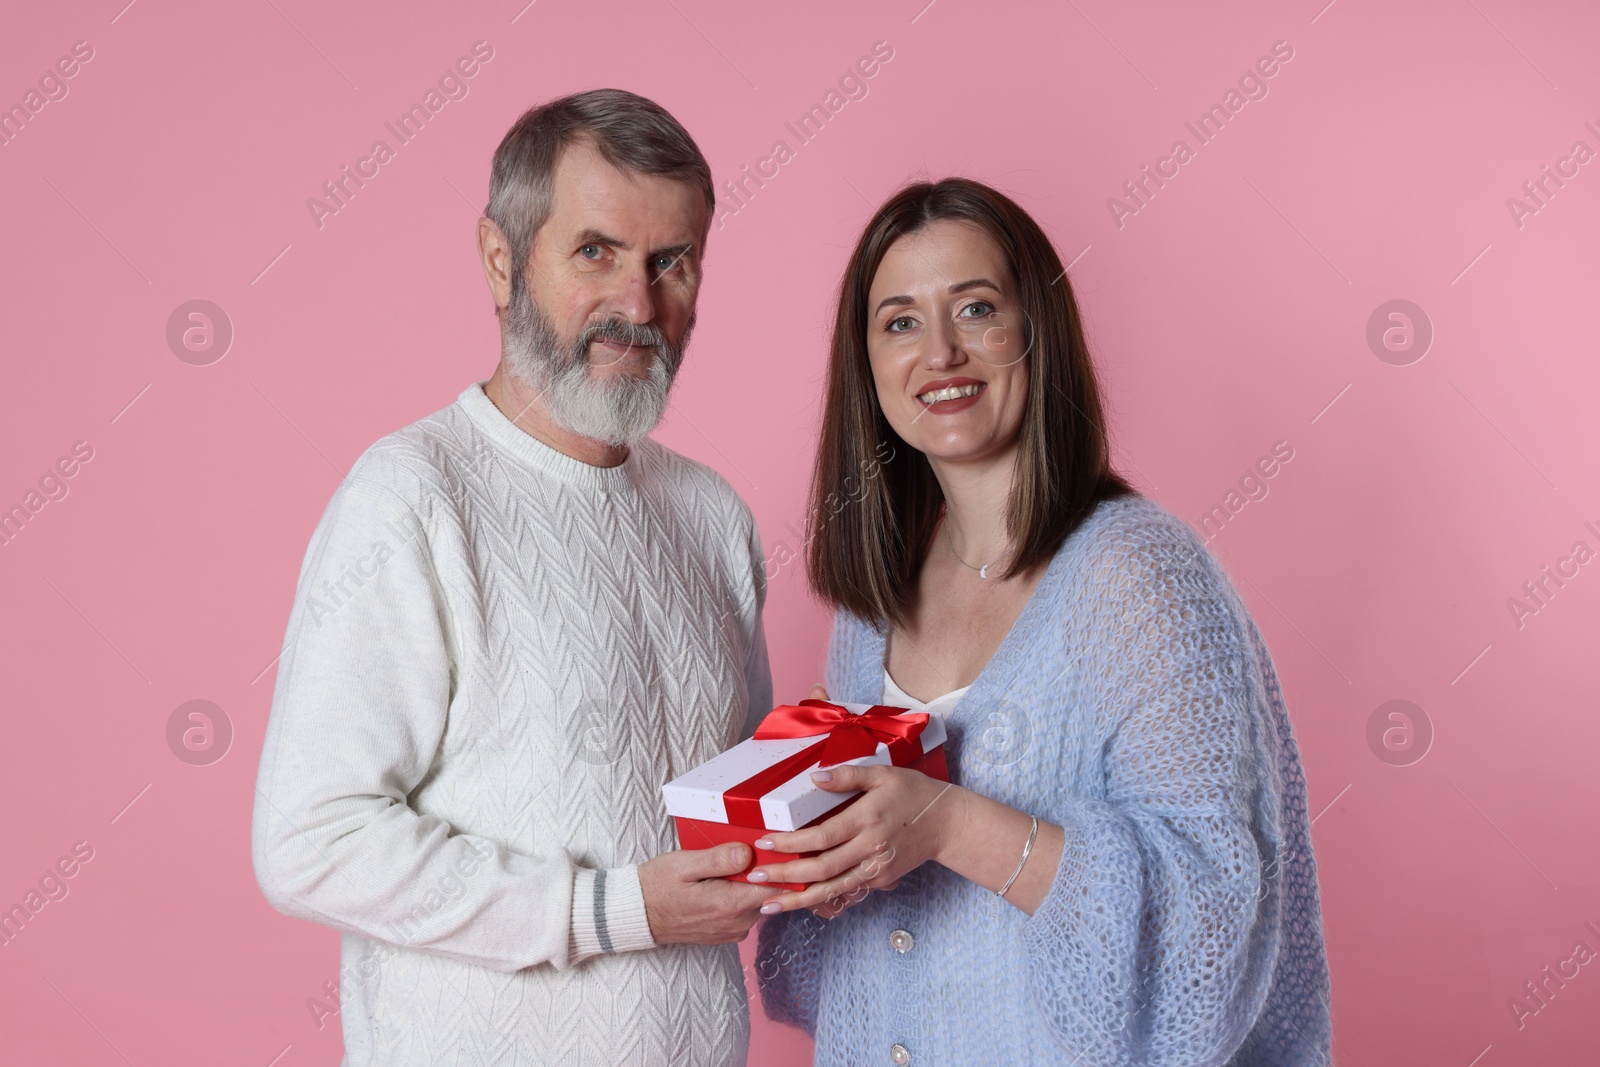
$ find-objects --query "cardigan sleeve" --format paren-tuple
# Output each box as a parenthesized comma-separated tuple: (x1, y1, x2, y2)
(754, 906, 827, 1037)
(1018, 514, 1285, 1065)
(251, 468, 654, 975)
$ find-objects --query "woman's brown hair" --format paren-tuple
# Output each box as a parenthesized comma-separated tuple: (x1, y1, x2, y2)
(806, 177, 1134, 626)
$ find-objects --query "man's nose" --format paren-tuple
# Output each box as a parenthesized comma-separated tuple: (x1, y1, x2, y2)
(608, 261, 657, 326)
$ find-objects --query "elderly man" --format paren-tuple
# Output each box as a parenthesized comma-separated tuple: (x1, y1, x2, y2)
(252, 89, 779, 1066)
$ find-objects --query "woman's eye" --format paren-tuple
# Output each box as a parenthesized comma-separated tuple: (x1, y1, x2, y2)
(579, 244, 602, 260)
(959, 300, 995, 318)
(886, 316, 916, 333)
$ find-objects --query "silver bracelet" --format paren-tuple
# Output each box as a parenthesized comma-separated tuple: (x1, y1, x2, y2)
(995, 815, 1038, 903)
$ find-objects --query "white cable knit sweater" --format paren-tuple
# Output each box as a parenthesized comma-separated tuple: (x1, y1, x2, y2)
(251, 382, 772, 1066)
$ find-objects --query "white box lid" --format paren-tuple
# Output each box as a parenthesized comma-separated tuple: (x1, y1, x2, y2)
(661, 702, 946, 833)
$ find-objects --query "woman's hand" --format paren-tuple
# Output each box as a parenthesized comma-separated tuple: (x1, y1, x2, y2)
(756, 686, 1065, 919)
(748, 684, 914, 918)
(749, 684, 962, 918)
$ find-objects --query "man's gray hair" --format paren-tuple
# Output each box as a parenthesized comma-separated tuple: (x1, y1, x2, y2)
(485, 88, 715, 304)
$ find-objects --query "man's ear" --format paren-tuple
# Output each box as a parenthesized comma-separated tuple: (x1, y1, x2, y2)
(477, 216, 514, 310)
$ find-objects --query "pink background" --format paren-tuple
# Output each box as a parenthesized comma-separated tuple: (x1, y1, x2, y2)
(2, 0, 1597, 1063)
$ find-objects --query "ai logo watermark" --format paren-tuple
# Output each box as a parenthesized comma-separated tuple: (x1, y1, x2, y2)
(1365, 299, 1432, 366)
(1365, 699, 1431, 767)
(166, 699, 232, 766)
(165, 299, 233, 366)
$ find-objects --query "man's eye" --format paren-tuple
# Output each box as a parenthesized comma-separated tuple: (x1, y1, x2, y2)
(579, 244, 602, 259)
(654, 253, 681, 272)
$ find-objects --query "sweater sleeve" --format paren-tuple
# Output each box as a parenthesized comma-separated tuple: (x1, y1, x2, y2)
(251, 470, 654, 974)
(738, 612, 774, 742)
(1019, 517, 1283, 1065)
(737, 510, 773, 743)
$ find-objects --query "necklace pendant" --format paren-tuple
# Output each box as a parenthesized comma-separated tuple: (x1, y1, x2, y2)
(979, 563, 989, 579)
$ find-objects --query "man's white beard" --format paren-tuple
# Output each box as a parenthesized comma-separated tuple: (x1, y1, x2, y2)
(501, 281, 692, 447)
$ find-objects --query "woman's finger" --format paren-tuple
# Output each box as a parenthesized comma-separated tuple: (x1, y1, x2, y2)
(752, 812, 864, 857)
(750, 838, 878, 887)
(808, 682, 830, 700)
(807, 763, 887, 793)
(755, 765, 892, 853)
(776, 861, 883, 912)
(755, 806, 864, 856)
(774, 840, 904, 910)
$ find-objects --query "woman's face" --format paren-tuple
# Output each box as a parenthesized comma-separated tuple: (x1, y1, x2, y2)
(865, 219, 1030, 467)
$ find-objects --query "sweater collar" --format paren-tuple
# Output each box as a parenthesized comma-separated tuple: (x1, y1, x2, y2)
(457, 381, 642, 492)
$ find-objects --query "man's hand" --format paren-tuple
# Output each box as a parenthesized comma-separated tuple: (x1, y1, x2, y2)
(637, 842, 782, 945)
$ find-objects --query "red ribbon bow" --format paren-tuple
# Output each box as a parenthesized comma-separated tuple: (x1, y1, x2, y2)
(753, 699, 930, 767)
(723, 700, 930, 828)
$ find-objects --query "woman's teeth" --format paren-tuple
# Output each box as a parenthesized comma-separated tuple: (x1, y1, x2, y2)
(918, 383, 984, 405)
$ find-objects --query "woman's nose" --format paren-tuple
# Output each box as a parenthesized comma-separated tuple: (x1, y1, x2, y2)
(924, 318, 967, 367)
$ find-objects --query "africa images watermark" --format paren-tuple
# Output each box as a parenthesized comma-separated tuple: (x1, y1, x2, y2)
(1506, 916, 1600, 1031)
(1107, 39, 1296, 230)
(0, 840, 96, 949)
(715, 40, 896, 229)
(301, 511, 417, 629)
(306, 40, 496, 231)
(753, 840, 900, 988)
(306, 837, 500, 1030)
(1195, 440, 1295, 544)
(1505, 118, 1600, 230)
(760, 439, 896, 581)
(0, 440, 96, 549)
(0, 39, 96, 150)
(1504, 515, 1599, 631)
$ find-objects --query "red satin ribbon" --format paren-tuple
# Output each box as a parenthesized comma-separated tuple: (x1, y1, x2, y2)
(723, 700, 930, 828)
(754, 700, 929, 766)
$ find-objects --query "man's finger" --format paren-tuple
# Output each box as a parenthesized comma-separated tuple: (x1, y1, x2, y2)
(682, 841, 752, 879)
(709, 880, 783, 908)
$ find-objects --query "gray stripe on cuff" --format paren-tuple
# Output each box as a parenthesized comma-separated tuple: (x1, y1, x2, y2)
(594, 868, 613, 953)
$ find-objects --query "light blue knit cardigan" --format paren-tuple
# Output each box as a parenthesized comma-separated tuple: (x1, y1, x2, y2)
(756, 494, 1332, 1065)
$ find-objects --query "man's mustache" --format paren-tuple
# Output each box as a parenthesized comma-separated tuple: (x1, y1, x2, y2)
(577, 318, 668, 359)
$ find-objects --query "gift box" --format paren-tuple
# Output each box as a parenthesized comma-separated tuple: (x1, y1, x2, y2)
(661, 700, 949, 891)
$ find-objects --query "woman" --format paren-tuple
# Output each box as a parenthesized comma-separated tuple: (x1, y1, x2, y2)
(748, 178, 1331, 1065)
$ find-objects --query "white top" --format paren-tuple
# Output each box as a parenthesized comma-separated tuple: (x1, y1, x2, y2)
(881, 668, 971, 718)
(251, 382, 771, 1066)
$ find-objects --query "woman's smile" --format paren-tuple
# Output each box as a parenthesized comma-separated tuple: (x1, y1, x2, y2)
(915, 376, 987, 413)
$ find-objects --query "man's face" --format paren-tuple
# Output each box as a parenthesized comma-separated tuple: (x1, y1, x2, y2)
(501, 138, 707, 445)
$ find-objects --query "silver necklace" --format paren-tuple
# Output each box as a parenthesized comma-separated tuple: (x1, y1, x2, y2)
(944, 522, 1007, 580)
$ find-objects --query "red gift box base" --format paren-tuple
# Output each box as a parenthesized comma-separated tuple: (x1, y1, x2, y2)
(670, 745, 949, 892)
